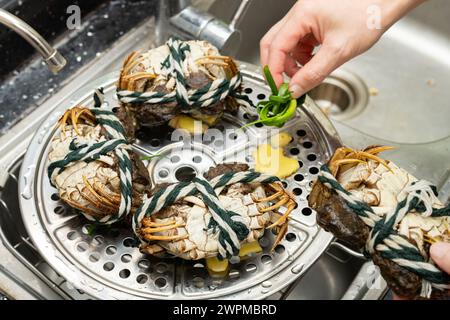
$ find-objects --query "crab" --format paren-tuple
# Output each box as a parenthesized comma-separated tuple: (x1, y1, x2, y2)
(137, 163, 296, 260)
(48, 106, 151, 222)
(115, 40, 242, 137)
(309, 145, 450, 299)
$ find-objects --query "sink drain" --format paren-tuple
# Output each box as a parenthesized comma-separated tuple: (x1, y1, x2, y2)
(175, 166, 197, 182)
(309, 69, 368, 120)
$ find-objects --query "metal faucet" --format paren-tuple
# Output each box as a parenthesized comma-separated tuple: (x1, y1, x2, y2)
(0, 8, 66, 74)
(157, 0, 251, 55)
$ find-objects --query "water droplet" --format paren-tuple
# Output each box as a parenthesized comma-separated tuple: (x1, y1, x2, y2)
(103, 14, 109, 19)
(21, 165, 36, 199)
(262, 281, 272, 288)
(22, 94, 28, 100)
(291, 264, 304, 274)
(76, 56, 82, 62)
(87, 31, 94, 37)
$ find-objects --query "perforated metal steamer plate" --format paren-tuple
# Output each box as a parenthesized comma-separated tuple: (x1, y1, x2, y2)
(19, 62, 342, 300)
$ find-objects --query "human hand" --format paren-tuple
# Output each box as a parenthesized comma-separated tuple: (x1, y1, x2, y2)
(393, 242, 450, 300)
(430, 242, 450, 274)
(260, 0, 426, 98)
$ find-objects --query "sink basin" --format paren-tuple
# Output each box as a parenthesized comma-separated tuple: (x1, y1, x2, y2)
(1, 0, 445, 300)
(211, 0, 450, 144)
(209, 0, 450, 299)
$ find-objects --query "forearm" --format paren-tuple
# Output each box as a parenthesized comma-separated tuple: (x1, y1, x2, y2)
(383, 0, 428, 28)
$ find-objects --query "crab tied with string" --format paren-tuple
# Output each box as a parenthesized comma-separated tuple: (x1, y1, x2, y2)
(309, 145, 450, 299)
(133, 163, 297, 260)
(47, 96, 151, 224)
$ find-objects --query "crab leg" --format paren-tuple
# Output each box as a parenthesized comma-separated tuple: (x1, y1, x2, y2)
(252, 190, 283, 203)
(355, 151, 392, 171)
(267, 202, 296, 229)
(142, 234, 189, 241)
(195, 55, 238, 78)
(81, 177, 118, 213)
(258, 196, 290, 213)
(72, 108, 95, 135)
(63, 197, 104, 219)
(271, 223, 288, 252)
(333, 159, 366, 166)
(141, 223, 185, 233)
(424, 234, 437, 244)
(142, 218, 177, 228)
(58, 109, 72, 133)
(93, 181, 121, 205)
(79, 188, 116, 213)
(125, 73, 157, 91)
(364, 145, 395, 155)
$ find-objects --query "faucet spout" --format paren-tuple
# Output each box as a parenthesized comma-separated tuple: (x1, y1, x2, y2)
(0, 8, 66, 74)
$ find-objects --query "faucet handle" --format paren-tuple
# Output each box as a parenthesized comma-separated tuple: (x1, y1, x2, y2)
(169, 5, 242, 55)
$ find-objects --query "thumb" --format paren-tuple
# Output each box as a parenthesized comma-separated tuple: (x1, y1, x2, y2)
(288, 44, 345, 98)
(430, 242, 450, 274)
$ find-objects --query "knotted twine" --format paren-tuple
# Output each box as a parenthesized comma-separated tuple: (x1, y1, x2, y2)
(317, 164, 450, 297)
(116, 38, 254, 110)
(133, 170, 280, 259)
(48, 89, 133, 224)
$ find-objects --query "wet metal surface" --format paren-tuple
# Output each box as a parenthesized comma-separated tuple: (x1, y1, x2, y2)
(0, 0, 157, 135)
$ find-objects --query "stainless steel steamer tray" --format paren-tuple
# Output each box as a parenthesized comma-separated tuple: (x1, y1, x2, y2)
(19, 62, 342, 299)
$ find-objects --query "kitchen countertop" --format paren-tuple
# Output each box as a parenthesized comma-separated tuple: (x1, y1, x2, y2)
(0, 0, 157, 136)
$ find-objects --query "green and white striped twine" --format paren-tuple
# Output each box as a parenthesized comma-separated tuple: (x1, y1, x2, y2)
(318, 164, 450, 298)
(133, 170, 280, 259)
(48, 89, 133, 224)
(116, 38, 254, 110)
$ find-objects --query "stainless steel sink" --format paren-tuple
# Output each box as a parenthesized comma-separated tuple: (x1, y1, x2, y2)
(1, 0, 447, 300)
(209, 0, 450, 300)
(0, 10, 378, 299)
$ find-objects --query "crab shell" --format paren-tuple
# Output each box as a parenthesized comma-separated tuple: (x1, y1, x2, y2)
(138, 164, 295, 260)
(115, 40, 240, 137)
(139, 183, 274, 260)
(309, 146, 449, 299)
(48, 111, 151, 222)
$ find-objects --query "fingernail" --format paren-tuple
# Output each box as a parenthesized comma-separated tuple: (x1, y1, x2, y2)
(431, 242, 450, 260)
(289, 84, 303, 99)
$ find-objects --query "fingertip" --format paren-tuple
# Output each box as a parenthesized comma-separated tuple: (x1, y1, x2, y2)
(430, 242, 450, 274)
(288, 83, 305, 99)
(268, 71, 283, 87)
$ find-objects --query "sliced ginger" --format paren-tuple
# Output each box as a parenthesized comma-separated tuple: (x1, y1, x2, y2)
(206, 256, 229, 277)
(205, 241, 263, 277)
(254, 132, 299, 179)
(168, 115, 209, 134)
(270, 132, 293, 148)
(239, 241, 262, 257)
